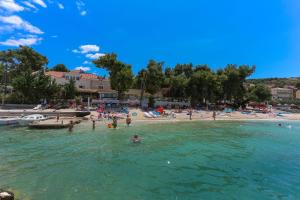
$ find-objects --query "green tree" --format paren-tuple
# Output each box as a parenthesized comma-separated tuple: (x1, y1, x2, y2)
(11, 70, 36, 103)
(0, 46, 48, 78)
(93, 53, 133, 99)
(173, 63, 193, 78)
(186, 70, 218, 106)
(220, 64, 255, 107)
(134, 69, 147, 105)
(52, 64, 69, 72)
(13, 46, 48, 73)
(148, 95, 155, 108)
(0, 63, 3, 84)
(194, 64, 211, 72)
(33, 71, 61, 101)
(12, 70, 60, 103)
(248, 84, 272, 103)
(63, 79, 77, 99)
(296, 81, 300, 89)
(162, 67, 173, 88)
(169, 75, 188, 99)
(164, 67, 173, 78)
(145, 60, 164, 95)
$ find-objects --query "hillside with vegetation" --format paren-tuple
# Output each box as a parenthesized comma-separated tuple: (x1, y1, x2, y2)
(247, 77, 300, 88)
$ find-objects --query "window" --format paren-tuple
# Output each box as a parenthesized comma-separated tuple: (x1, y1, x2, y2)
(79, 85, 85, 89)
(98, 85, 104, 89)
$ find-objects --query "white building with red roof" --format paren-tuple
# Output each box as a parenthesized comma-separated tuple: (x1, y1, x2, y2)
(46, 70, 117, 100)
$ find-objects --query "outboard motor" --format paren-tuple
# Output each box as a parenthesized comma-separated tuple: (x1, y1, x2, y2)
(0, 190, 14, 200)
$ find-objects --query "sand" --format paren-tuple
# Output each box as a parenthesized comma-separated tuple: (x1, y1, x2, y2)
(87, 108, 300, 124)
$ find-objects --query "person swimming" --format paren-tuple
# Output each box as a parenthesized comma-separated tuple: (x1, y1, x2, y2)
(132, 135, 141, 143)
(278, 123, 282, 127)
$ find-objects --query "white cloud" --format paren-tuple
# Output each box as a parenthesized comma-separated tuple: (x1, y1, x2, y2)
(86, 53, 105, 59)
(0, 25, 14, 33)
(72, 49, 80, 53)
(75, 66, 90, 71)
(0, 0, 24, 12)
(50, 35, 58, 38)
(72, 44, 100, 54)
(79, 44, 99, 53)
(80, 10, 86, 16)
(57, 3, 64, 9)
(31, 0, 47, 8)
(0, 15, 43, 34)
(83, 61, 90, 64)
(0, 36, 42, 46)
(76, 0, 87, 16)
(22, 1, 37, 9)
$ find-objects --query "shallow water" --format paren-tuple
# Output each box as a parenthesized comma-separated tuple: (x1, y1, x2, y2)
(0, 121, 300, 200)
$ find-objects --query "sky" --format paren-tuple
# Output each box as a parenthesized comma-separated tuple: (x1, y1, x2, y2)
(0, 0, 300, 78)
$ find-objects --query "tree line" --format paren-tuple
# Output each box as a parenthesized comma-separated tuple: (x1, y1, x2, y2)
(1, 46, 272, 107)
(0, 46, 76, 103)
(94, 53, 272, 108)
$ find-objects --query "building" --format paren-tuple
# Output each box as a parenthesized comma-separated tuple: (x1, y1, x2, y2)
(45, 70, 117, 100)
(296, 90, 300, 100)
(271, 88, 294, 100)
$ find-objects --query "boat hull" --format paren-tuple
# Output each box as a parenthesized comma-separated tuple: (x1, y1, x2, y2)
(0, 118, 19, 126)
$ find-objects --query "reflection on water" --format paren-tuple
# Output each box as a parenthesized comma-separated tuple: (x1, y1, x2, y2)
(0, 121, 300, 200)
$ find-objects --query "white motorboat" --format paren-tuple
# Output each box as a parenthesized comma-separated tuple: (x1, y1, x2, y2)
(0, 117, 19, 126)
(17, 114, 48, 126)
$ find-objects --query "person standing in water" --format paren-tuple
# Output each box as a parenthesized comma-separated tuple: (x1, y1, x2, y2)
(69, 120, 74, 132)
(213, 111, 216, 121)
(92, 120, 96, 130)
(189, 109, 192, 120)
(112, 116, 118, 129)
(126, 114, 132, 127)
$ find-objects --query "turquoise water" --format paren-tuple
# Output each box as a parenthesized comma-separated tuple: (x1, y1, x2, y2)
(0, 121, 300, 200)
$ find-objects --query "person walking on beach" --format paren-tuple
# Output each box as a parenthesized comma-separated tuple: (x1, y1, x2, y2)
(213, 111, 216, 121)
(56, 113, 60, 122)
(126, 114, 132, 127)
(189, 109, 192, 120)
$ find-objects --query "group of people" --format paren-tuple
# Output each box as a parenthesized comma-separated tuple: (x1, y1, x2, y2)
(188, 109, 217, 120)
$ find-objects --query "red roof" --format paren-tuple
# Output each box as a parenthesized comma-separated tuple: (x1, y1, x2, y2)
(68, 70, 82, 74)
(80, 73, 98, 80)
(45, 71, 64, 78)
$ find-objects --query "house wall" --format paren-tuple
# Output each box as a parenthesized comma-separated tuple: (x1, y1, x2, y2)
(296, 90, 300, 99)
(271, 88, 294, 100)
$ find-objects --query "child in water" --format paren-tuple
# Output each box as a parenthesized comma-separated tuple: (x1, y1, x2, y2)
(126, 114, 132, 127)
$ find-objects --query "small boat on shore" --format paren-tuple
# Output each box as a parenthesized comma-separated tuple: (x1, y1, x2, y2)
(17, 114, 48, 126)
(0, 117, 19, 126)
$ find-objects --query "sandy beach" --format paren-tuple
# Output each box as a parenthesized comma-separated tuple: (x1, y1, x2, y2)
(87, 108, 300, 125)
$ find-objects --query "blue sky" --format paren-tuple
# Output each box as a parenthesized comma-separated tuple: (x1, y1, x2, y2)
(0, 0, 300, 78)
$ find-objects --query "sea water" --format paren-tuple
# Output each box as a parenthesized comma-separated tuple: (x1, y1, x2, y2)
(0, 121, 300, 200)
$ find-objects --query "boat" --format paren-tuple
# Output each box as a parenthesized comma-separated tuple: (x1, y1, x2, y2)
(144, 112, 153, 118)
(0, 117, 19, 126)
(17, 114, 48, 126)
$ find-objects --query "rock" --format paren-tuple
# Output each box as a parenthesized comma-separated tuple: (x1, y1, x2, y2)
(0, 190, 14, 200)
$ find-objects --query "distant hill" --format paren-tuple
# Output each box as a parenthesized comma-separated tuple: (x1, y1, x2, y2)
(247, 77, 300, 88)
